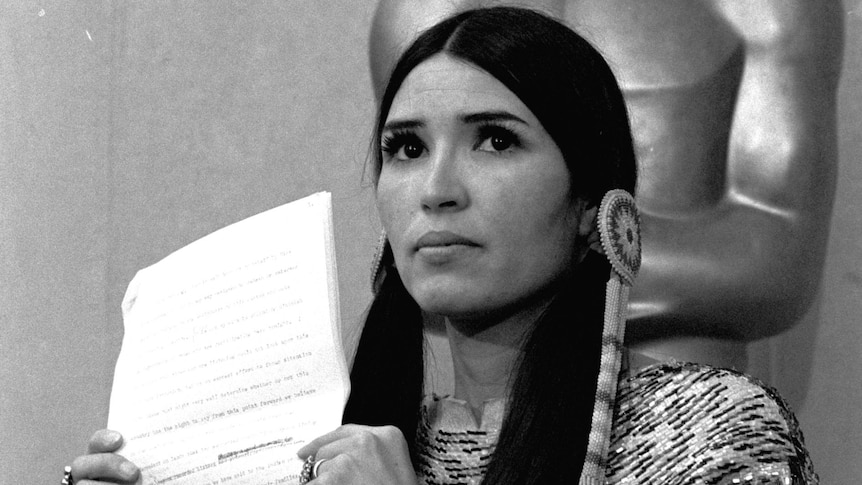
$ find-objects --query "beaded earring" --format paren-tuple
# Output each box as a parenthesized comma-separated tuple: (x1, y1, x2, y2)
(580, 188, 642, 485)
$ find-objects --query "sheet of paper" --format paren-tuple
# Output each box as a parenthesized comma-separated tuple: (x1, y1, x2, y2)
(108, 192, 349, 485)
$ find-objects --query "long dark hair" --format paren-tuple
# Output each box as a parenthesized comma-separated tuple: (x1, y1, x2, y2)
(344, 7, 636, 484)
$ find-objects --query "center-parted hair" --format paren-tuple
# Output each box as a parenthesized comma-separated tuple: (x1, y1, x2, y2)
(372, 7, 636, 203)
(346, 7, 637, 484)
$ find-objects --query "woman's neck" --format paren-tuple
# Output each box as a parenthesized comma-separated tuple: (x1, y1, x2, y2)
(444, 299, 551, 422)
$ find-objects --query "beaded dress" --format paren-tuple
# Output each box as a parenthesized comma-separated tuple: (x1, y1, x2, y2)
(414, 362, 818, 484)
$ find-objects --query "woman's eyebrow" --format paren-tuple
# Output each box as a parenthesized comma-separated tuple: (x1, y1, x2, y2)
(461, 111, 529, 126)
(382, 111, 528, 133)
(382, 119, 423, 132)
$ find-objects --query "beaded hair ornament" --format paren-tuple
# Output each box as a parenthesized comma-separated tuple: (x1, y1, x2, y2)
(368, 189, 641, 484)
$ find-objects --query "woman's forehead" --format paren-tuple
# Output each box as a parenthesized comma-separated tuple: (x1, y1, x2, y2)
(386, 54, 536, 126)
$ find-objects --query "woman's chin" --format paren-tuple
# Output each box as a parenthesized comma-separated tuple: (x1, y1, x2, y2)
(409, 285, 482, 318)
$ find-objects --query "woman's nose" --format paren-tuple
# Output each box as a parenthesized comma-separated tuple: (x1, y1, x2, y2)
(420, 148, 469, 212)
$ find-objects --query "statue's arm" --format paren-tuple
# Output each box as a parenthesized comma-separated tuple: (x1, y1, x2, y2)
(629, 0, 844, 340)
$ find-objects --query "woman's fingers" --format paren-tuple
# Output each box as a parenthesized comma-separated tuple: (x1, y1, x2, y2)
(87, 429, 125, 453)
(297, 424, 362, 458)
(297, 425, 417, 485)
(71, 452, 140, 484)
(74, 479, 139, 485)
(306, 454, 349, 484)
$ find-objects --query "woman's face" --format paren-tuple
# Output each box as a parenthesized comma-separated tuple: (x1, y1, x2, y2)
(376, 54, 588, 323)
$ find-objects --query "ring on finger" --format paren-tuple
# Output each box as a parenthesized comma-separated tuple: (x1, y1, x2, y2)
(62, 465, 74, 485)
(311, 458, 329, 479)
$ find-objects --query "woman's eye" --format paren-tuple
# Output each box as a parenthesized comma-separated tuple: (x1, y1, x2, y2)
(483, 135, 513, 151)
(401, 142, 424, 159)
(476, 127, 519, 153)
(381, 133, 425, 161)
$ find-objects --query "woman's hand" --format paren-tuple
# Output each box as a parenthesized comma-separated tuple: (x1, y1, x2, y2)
(70, 429, 141, 485)
(297, 424, 418, 485)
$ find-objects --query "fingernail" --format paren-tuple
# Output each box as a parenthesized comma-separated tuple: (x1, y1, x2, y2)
(105, 430, 122, 443)
(121, 461, 139, 479)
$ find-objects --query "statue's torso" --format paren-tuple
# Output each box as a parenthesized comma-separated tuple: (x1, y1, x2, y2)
(564, 0, 742, 215)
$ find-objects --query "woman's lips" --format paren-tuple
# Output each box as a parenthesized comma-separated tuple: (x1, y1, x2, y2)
(415, 231, 478, 249)
(414, 231, 479, 263)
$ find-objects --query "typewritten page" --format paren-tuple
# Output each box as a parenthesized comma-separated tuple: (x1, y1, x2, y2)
(108, 192, 349, 485)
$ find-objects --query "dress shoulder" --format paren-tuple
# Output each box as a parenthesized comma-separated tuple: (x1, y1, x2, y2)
(606, 361, 818, 484)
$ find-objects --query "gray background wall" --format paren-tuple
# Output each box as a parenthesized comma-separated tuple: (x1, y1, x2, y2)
(0, 1, 859, 483)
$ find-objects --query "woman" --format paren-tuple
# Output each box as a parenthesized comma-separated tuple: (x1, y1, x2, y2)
(70, 7, 816, 485)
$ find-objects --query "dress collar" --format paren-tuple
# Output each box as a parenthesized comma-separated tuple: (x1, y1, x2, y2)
(423, 394, 506, 431)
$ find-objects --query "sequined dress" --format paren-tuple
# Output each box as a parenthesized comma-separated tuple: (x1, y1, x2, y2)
(415, 362, 818, 484)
